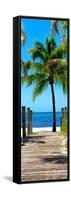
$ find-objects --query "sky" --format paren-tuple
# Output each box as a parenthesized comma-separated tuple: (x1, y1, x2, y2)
(21, 18, 67, 112)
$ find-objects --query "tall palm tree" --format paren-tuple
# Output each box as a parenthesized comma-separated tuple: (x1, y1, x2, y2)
(22, 36, 67, 132)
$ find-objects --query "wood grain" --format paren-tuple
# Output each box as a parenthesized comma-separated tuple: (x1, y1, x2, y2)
(21, 132, 68, 182)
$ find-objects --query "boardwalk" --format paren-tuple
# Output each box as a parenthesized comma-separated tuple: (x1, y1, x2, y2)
(21, 132, 68, 182)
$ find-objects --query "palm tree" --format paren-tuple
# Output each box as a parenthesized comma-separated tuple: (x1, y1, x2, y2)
(22, 36, 67, 132)
(51, 20, 68, 52)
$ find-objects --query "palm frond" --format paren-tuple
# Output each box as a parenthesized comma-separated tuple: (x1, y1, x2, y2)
(51, 20, 59, 34)
(45, 37, 49, 48)
(33, 79, 48, 101)
(29, 48, 44, 60)
(35, 41, 45, 51)
(50, 44, 67, 59)
(21, 60, 31, 76)
(44, 58, 67, 71)
(55, 73, 67, 93)
(21, 76, 27, 84)
(46, 36, 56, 55)
(29, 62, 43, 70)
(29, 43, 48, 62)
(22, 35, 67, 98)
(54, 59, 67, 94)
(27, 74, 39, 86)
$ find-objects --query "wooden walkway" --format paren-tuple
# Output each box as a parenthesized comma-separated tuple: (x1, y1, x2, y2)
(21, 132, 68, 182)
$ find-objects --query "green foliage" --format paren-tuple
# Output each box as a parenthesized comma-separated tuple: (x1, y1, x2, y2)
(51, 20, 68, 53)
(21, 35, 67, 101)
(60, 118, 67, 136)
(33, 79, 48, 101)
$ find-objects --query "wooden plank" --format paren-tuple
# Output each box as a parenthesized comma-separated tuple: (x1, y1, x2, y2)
(21, 133, 68, 182)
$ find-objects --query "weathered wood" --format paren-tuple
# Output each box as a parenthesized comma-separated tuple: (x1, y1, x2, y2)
(21, 133, 67, 182)
(61, 108, 64, 119)
(22, 106, 26, 137)
(60, 107, 67, 130)
(29, 110, 32, 133)
(27, 108, 32, 135)
(60, 116, 62, 130)
(65, 107, 67, 118)
(27, 107, 30, 135)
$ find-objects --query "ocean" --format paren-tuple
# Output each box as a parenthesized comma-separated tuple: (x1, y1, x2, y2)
(21, 112, 61, 128)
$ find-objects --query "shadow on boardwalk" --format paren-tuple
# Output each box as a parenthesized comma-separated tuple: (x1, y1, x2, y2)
(42, 155, 67, 164)
(21, 135, 46, 145)
(21, 133, 68, 182)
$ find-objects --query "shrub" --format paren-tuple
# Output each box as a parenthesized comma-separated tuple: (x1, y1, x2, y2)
(60, 118, 67, 136)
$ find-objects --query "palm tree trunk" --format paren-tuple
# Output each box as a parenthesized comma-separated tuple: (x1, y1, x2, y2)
(50, 83, 56, 132)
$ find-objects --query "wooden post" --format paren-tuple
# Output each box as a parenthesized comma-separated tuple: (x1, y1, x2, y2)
(22, 106, 26, 138)
(60, 116, 62, 130)
(61, 107, 67, 131)
(61, 108, 64, 119)
(63, 107, 66, 119)
(30, 110, 32, 134)
(61, 108, 64, 130)
(65, 107, 67, 119)
(27, 107, 30, 135)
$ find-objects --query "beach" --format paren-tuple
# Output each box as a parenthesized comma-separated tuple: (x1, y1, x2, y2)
(21, 111, 61, 137)
(21, 127, 60, 138)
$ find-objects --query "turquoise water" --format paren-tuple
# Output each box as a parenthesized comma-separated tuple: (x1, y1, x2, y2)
(21, 112, 61, 128)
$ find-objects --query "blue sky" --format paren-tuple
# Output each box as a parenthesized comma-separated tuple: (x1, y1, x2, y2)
(21, 18, 67, 112)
